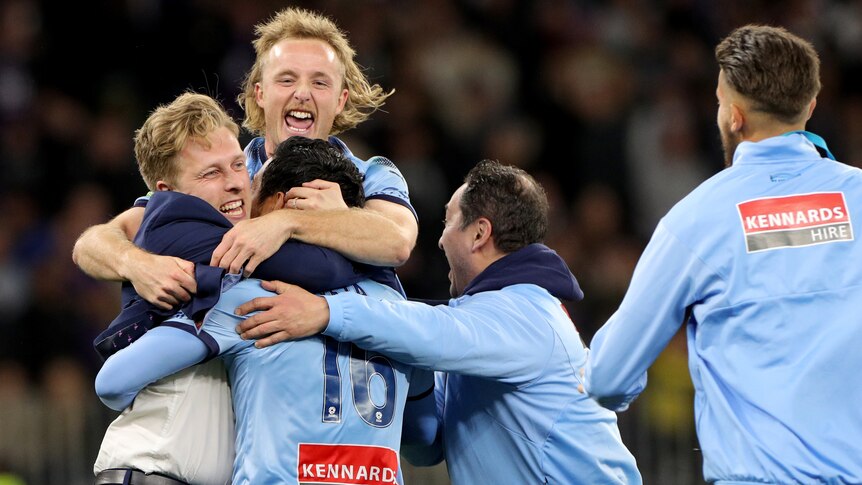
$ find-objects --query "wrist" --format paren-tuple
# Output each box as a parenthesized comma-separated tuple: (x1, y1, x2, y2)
(117, 244, 145, 281)
(272, 208, 301, 242)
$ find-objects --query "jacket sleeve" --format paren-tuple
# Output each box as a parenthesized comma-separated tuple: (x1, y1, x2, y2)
(252, 241, 363, 293)
(586, 221, 715, 411)
(323, 286, 556, 386)
(145, 217, 364, 293)
(94, 326, 209, 410)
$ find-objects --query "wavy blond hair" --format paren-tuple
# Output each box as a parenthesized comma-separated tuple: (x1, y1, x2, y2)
(135, 93, 239, 190)
(238, 7, 392, 136)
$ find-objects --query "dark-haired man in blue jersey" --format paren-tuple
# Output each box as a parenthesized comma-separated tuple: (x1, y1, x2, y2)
(231, 160, 642, 485)
(96, 131, 431, 485)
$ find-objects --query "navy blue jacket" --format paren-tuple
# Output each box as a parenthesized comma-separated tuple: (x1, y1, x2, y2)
(94, 191, 369, 361)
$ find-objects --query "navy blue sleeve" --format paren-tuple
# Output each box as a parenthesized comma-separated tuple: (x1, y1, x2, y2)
(138, 218, 226, 266)
(252, 241, 363, 293)
(401, 374, 444, 466)
(144, 218, 364, 293)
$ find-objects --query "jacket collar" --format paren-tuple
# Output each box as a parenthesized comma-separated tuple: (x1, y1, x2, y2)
(461, 243, 583, 301)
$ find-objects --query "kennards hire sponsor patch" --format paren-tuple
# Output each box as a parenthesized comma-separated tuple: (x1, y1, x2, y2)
(737, 192, 853, 252)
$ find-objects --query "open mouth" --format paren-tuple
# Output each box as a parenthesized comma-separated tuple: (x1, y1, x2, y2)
(285, 109, 314, 134)
(220, 200, 244, 218)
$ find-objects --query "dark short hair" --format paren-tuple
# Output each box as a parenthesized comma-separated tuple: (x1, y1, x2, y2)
(257, 137, 365, 207)
(715, 24, 820, 124)
(460, 160, 548, 253)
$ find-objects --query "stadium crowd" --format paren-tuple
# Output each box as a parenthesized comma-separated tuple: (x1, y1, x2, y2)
(1, 0, 861, 484)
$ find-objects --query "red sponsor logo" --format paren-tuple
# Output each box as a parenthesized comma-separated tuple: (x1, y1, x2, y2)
(297, 443, 399, 485)
(738, 192, 849, 234)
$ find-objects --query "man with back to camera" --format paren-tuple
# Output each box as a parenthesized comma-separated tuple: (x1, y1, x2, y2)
(585, 25, 862, 484)
(89, 92, 394, 485)
(231, 160, 643, 485)
(96, 132, 431, 484)
(72, 7, 417, 314)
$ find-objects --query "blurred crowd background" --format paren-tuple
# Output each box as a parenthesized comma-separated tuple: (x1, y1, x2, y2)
(1, 0, 861, 483)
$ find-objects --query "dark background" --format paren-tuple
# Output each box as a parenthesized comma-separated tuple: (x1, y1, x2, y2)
(1, 0, 861, 482)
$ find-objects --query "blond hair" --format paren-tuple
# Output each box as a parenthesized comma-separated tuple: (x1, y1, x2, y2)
(135, 93, 239, 190)
(238, 7, 392, 136)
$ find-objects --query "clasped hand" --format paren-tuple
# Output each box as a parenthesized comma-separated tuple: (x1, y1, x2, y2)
(234, 280, 331, 348)
(210, 180, 347, 275)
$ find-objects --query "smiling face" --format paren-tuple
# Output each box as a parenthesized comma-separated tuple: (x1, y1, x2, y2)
(254, 38, 349, 155)
(158, 126, 251, 225)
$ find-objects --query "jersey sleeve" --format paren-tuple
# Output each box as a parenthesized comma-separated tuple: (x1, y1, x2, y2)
(94, 326, 209, 411)
(362, 156, 417, 221)
(96, 279, 275, 410)
(586, 221, 715, 411)
(401, 370, 443, 466)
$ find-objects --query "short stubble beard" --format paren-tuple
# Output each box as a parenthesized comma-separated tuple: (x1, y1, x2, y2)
(719, 120, 740, 168)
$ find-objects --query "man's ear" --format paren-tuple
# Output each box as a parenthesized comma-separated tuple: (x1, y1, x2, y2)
(806, 98, 817, 121)
(730, 103, 745, 133)
(272, 192, 288, 210)
(335, 87, 349, 115)
(471, 218, 493, 252)
(155, 180, 172, 192)
(255, 83, 265, 108)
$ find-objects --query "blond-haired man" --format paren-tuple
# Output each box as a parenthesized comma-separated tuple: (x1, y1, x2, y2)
(92, 93, 242, 485)
(92, 93, 374, 485)
(72, 7, 417, 316)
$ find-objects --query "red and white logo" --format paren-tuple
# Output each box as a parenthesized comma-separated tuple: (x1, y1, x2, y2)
(737, 192, 853, 252)
(297, 443, 399, 485)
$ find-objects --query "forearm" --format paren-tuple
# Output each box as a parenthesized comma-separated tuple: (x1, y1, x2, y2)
(72, 207, 144, 281)
(290, 202, 416, 266)
(73, 223, 144, 282)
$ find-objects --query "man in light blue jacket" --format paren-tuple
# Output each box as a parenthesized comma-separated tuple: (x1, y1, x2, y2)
(235, 160, 642, 485)
(586, 25, 862, 484)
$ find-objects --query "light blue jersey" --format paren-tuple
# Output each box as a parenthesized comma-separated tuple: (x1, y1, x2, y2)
(97, 278, 431, 485)
(587, 133, 862, 484)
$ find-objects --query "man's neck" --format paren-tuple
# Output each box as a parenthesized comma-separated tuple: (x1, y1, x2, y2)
(744, 124, 805, 143)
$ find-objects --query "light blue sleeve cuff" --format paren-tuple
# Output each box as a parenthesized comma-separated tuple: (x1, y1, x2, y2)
(322, 293, 348, 339)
